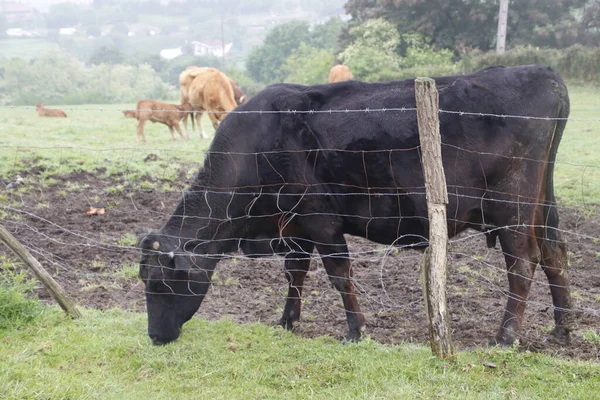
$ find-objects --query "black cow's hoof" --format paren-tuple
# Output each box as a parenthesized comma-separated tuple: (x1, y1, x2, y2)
(549, 327, 570, 345)
(342, 330, 362, 344)
(491, 330, 517, 347)
(278, 318, 295, 331)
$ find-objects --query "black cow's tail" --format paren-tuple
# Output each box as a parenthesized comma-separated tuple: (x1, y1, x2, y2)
(543, 83, 570, 248)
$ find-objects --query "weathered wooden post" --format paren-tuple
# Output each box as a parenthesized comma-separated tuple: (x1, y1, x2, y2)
(415, 78, 455, 359)
(0, 225, 82, 318)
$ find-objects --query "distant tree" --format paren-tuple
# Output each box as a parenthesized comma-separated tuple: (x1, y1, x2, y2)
(88, 46, 125, 65)
(283, 43, 335, 85)
(128, 54, 167, 75)
(310, 17, 346, 52)
(344, 0, 589, 51)
(338, 18, 455, 81)
(47, 29, 61, 43)
(161, 55, 223, 87)
(338, 18, 402, 81)
(246, 20, 312, 84)
(578, 0, 600, 45)
(112, 23, 129, 36)
(107, 33, 129, 51)
(86, 25, 101, 37)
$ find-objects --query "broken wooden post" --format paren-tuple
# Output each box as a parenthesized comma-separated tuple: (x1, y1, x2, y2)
(0, 224, 82, 318)
(415, 77, 455, 359)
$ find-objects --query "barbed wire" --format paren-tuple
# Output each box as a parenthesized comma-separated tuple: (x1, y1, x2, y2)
(1, 106, 598, 357)
(4, 105, 600, 122)
(2, 212, 598, 355)
(3, 208, 598, 289)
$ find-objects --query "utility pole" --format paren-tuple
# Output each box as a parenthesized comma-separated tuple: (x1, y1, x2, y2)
(496, 0, 509, 54)
(220, 15, 226, 67)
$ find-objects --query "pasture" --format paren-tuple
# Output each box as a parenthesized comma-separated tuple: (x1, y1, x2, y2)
(0, 84, 599, 398)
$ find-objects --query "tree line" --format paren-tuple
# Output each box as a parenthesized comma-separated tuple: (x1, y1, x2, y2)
(2, 0, 599, 105)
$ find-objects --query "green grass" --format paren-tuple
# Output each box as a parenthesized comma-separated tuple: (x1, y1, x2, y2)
(554, 84, 600, 206)
(0, 257, 42, 330)
(0, 307, 598, 400)
(0, 39, 60, 60)
(0, 103, 214, 183)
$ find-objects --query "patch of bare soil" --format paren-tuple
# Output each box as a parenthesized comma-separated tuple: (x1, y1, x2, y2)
(1, 169, 599, 360)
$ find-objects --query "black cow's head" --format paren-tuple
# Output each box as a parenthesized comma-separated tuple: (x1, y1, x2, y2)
(138, 233, 214, 345)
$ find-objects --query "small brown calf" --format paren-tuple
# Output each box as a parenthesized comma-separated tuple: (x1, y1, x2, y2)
(124, 100, 189, 143)
(36, 104, 67, 118)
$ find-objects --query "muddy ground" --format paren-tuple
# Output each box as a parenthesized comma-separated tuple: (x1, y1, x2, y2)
(1, 168, 599, 360)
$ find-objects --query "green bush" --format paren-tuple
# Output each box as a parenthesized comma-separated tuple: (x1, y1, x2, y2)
(0, 258, 42, 329)
(283, 43, 335, 85)
(0, 50, 176, 105)
(339, 20, 457, 82)
(460, 45, 600, 84)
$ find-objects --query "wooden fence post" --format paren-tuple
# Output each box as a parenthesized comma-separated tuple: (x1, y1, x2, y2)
(415, 77, 455, 359)
(0, 224, 82, 319)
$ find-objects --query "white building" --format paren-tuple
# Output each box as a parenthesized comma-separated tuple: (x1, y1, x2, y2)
(159, 40, 233, 60)
(160, 47, 183, 60)
(190, 40, 233, 58)
(6, 28, 34, 37)
(59, 27, 77, 35)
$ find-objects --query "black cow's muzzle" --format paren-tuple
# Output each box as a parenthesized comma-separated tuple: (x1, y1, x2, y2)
(149, 329, 181, 346)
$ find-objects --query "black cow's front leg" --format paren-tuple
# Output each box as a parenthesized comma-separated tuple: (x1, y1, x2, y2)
(279, 248, 313, 330)
(297, 215, 365, 341)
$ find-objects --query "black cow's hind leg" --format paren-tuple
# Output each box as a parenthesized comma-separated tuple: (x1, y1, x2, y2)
(297, 217, 365, 341)
(279, 245, 314, 330)
(495, 227, 538, 345)
(316, 241, 365, 342)
(538, 231, 571, 344)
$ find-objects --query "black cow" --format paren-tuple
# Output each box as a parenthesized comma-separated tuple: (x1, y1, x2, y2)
(139, 65, 572, 346)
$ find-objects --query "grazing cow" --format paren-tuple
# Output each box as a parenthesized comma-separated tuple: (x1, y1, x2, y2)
(328, 64, 353, 83)
(179, 66, 245, 138)
(139, 65, 572, 347)
(124, 100, 188, 143)
(35, 104, 67, 118)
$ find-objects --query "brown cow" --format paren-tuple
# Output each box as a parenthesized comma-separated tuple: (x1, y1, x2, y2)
(328, 65, 353, 83)
(186, 68, 239, 137)
(124, 100, 188, 143)
(35, 104, 67, 118)
(179, 66, 245, 138)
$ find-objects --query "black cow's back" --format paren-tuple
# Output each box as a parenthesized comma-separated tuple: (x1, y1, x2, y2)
(199, 65, 568, 246)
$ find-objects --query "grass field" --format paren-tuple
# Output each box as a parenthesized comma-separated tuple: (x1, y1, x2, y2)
(0, 103, 215, 192)
(1, 86, 599, 399)
(0, 307, 599, 400)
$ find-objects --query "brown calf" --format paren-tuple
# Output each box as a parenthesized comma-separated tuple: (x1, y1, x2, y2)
(36, 104, 67, 118)
(124, 100, 188, 143)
